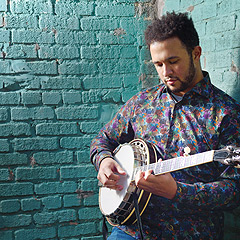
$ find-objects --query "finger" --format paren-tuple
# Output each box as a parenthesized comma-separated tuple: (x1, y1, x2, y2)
(106, 183, 123, 191)
(98, 173, 116, 186)
(97, 173, 108, 186)
(115, 164, 126, 175)
(106, 172, 121, 182)
(135, 170, 145, 186)
(102, 178, 123, 191)
(100, 165, 119, 181)
(98, 171, 124, 191)
(104, 162, 125, 180)
(144, 170, 153, 180)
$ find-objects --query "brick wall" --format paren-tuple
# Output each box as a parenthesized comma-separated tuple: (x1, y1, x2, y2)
(162, 0, 240, 102)
(0, 0, 239, 239)
(0, 0, 151, 239)
(161, 1, 240, 239)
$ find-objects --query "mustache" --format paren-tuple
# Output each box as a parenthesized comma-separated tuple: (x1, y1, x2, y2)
(163, 76, 180, 81)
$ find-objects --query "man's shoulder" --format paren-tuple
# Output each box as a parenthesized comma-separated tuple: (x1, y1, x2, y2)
(121, 84, 165, 111)
(133, 84, 164, 100)
(211, 84, 240, 111)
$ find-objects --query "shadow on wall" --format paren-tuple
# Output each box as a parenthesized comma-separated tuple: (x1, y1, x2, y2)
(229, 47, 240, 103)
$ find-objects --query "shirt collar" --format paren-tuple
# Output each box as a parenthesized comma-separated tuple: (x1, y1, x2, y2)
(187, 71, 212, 99)
(160, 71, 212, 99)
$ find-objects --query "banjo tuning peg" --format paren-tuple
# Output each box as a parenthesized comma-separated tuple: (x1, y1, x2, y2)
(226, 145, 235, 152)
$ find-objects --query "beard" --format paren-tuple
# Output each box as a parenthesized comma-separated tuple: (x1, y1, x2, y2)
(165, 54, 196, 94)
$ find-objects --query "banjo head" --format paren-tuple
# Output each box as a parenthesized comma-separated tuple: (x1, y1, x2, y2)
(99, 143, 135, 216)
(99, 139, 157, 226)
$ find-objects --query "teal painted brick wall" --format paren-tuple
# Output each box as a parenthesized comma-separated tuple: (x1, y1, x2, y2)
(161, 1, 240, 239)
(163, 0, 240, 103)
(1, 0, 238, 239)
(0, 0, 151, 239)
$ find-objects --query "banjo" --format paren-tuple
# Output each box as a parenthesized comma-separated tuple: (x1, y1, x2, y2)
(99, 139, 240, 226)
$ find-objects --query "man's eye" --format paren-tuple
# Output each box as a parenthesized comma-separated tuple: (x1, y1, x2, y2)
(156, 63, 163, 67)
(169, 60, 178, 64)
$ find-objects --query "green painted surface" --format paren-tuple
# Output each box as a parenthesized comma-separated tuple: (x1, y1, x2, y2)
(0, 0, 239, 239)
(0, 0, 150, 238)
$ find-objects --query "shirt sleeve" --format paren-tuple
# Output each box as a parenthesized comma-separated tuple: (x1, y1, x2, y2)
(173, 175, 240, 211)
(172, 111, 240, 211)
(90, 96, 136, 171)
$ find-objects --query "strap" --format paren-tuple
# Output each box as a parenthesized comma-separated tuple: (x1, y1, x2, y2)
(133, 190, 144, 240)
(102, 215, 108, 240)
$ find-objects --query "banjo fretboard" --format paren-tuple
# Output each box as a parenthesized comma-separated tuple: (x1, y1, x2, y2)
(132, 150, 214, 180)
(101, 139, 240, 226)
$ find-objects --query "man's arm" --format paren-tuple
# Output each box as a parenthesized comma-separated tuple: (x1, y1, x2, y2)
(135, 165, 240, 210)
(171, 113, 240, 211)
(135, 170, 177, 199)
(90, 95, 137, 171)
(173, 175, 240, 211)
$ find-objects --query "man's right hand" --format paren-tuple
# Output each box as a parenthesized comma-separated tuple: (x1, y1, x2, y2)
(97, 157, 126, 191)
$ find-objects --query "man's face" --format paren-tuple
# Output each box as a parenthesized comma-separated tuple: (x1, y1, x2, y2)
(150, 37, 198, 96)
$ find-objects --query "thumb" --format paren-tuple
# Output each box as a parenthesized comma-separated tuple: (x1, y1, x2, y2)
(115, 164, 126, 175)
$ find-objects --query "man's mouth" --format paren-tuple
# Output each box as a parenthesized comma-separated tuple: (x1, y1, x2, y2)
(165, 77, 178, 85)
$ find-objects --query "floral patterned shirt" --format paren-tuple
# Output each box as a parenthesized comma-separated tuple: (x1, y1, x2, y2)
(90, 72, 240, 239)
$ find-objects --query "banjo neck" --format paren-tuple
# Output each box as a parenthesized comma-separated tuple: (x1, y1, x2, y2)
(100, 139, 240, 227)
(132, 149, 224, 180)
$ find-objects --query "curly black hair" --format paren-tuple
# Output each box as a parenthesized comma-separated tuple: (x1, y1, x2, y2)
(145, 12, 199, 53)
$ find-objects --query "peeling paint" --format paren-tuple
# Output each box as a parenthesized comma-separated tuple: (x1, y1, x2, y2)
(76, 189, 94, 199)
(55, 59, 60, 65)
(231, 60, 239, 74)
(0, 16, 5, 28)
(113, 28, 126, 37)
(2, 51, 6, 59)
(187, 5, 195, 12)
(69, 222, 78, 225)
(135, 0, 162, 20)
(52, 28, 57, 36)
(135, 2, 146, 17)
(35, 43, 40, 52)
(30, 156, 37, 167)
(156, 0, 165, 18)
(8, 167, 14, 181)
(139, 73, 146, 83)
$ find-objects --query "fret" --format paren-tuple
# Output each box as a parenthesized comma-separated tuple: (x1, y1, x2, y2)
(142, 165, 147, 172)
(161, 159, 172, 174)
(132, 150, 215, 180)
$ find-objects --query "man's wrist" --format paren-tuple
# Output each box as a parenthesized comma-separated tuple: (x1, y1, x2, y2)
(99, 156, 115, 167)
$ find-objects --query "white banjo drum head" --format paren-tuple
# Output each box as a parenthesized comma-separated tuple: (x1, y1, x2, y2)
(99, 144, 134, 216)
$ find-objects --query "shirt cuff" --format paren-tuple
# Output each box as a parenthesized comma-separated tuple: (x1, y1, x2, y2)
(94, 150, 114, 171)
(172, 181, 197, 204)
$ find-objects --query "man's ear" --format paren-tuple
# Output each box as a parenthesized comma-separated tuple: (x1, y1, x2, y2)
(192, 46, 202, 60)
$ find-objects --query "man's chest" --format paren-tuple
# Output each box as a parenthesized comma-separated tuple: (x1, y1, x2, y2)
(130, 102, 223, 157)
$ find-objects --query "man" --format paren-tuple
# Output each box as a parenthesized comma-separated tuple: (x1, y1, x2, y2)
(90, 12, 240, 239)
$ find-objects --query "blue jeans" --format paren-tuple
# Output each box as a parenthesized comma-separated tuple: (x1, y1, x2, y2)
(108, 227, 135, 240)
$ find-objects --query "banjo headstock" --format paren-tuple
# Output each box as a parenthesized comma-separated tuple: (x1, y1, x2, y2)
(213, 146, 240, 168)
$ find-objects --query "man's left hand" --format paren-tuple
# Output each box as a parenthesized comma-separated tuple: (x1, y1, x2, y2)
(135, 170, 177, 199)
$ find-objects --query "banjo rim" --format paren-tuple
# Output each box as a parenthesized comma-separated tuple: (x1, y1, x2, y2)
(99, 139, 158, 226)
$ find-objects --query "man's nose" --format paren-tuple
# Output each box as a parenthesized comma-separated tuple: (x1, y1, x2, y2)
(163, 64, 173, 77)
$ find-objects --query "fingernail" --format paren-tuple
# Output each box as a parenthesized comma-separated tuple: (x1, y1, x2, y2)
(118, 185, 123, 191)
